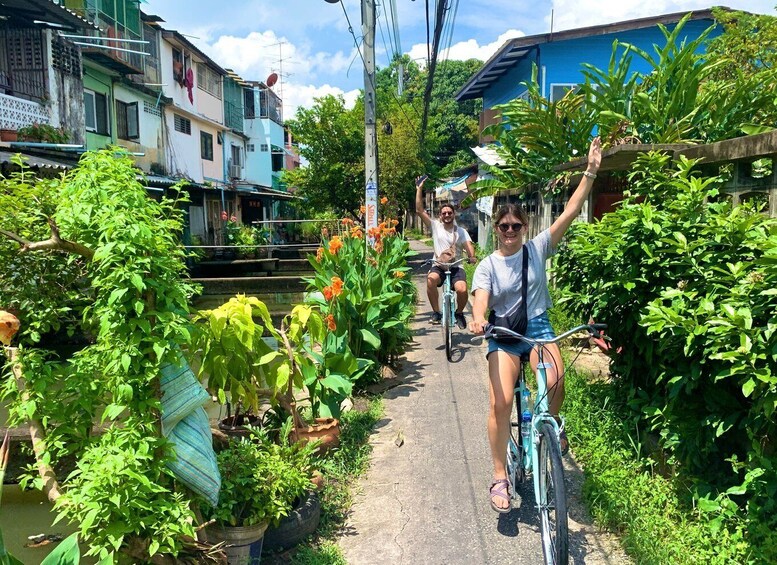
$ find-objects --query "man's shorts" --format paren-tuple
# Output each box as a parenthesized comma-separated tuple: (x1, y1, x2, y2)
(428, 265, 466, 287)
(486, 311, 556, 360)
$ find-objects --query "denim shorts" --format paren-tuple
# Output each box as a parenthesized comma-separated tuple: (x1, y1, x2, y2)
(487, 311, 556, 360)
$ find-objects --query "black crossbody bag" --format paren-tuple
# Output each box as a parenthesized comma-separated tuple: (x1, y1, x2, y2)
(487, 245, 529, 343)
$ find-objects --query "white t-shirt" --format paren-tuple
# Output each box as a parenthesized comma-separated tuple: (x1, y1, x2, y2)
(471, 229, 555, 320)
(431, 219, 471, 260)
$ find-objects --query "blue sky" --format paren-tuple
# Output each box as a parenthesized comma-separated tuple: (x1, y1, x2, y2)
(143, 0, 775, 118)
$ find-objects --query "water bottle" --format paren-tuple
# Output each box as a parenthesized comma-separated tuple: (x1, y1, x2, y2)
(520, 388, 532, 441)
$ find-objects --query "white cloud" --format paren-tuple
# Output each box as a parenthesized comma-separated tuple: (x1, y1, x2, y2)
(547, 0, 776, 32)
(406, 29, 526, 65)
(282, 83, 360, 121)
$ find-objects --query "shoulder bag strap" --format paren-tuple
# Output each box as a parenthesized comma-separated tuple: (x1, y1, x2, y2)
(518, 243, 529, 327)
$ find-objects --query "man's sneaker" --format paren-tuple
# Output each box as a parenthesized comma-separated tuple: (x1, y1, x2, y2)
(430, 311, 443, 325)
(455, 312, 467, 330)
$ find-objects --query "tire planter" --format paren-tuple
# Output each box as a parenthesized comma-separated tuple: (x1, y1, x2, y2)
(205, 520, 269, 565)
(262, 490, 321, 552)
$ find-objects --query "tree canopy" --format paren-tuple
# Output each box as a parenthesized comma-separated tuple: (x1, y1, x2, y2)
(284, 54, 482, 217)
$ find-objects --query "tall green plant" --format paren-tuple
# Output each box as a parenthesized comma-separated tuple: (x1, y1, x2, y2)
(0, 150, 203, 561)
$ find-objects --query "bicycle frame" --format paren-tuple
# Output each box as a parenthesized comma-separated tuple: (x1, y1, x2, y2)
(437, 259, 462, 361)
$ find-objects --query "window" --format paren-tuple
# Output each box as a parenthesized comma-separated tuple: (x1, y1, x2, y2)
(84, 89, 109, 135)
(174, 114, 191, 135)
(196, 63, 222, 99)
(231, 144, 242, 167)
(172, 47, 184, 84)
(201, 131, 213, 160)
(260, 144, 268, 152)
(549, 83, 581, 102)
(244, 89, 256, 118)
(247, 143, 255, 152)
(116, 100, 139, 140)
(272, 153, 283, 172)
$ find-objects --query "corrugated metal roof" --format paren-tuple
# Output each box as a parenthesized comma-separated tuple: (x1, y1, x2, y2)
(0, 150, 74, 170)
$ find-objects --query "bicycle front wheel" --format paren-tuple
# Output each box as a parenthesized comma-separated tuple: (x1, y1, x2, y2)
(443, 295, 453, 361)
(538, 421, 568, 565)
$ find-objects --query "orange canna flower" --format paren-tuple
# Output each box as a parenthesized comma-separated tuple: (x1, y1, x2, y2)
(316, 247, 324, 261)
(328, 236, 343, 254)
(380, 196, 388, 204)
(394, 270, 405, 279)
(351, 228, 363, 239)
(321, 227, 329, 237)
(325, 314, 337, 331)
(374, 241, 384, 253)
(323, 286, 334, 301)
(331, 276, 343, 296)
(221, 211, 228, 220)
(341, 218, 354, 226)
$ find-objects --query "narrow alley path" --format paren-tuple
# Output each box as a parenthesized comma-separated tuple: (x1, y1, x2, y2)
(338, 239, 629, 565)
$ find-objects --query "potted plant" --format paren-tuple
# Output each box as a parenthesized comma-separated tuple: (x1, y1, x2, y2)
(193, 295, 277, 436)
(202, 424, 316, 564)
(16, 123, 69, 143)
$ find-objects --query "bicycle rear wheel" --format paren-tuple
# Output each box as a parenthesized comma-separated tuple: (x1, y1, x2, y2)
(538, 421, 568, 565)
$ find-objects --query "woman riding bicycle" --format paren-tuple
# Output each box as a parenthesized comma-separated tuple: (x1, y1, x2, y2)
(469, 137, 601, 513)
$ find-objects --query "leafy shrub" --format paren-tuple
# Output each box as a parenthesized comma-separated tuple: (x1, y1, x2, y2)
(307, 219, 415, 389)
(554, 151, 777, 559)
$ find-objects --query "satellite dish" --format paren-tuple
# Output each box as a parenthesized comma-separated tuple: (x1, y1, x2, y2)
(266, 73, 278, 87)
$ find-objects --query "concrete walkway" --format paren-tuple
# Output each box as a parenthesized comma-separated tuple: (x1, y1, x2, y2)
(338, 239, 630, 565)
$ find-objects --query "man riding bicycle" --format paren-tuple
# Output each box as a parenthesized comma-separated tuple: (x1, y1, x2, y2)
(415, 175, 477, 329)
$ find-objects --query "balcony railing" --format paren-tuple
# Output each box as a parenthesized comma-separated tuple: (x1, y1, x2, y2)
(0, 92, 50, 130)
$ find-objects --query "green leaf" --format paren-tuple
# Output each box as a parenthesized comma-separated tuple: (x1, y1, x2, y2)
(359, 328, 381, 350)
(40, 532, 80, 565)
(130, 273, 145, 291)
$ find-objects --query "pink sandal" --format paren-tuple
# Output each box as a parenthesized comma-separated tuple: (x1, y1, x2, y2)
(489, 479, 511, 513)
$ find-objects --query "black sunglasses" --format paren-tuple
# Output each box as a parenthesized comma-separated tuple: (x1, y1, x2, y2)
(496, 222, 523, 233)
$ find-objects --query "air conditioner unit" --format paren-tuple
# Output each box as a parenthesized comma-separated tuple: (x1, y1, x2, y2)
(229, 164, 242, 179)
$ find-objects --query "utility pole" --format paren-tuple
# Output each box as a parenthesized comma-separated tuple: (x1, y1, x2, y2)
(362, 0, 379, 238)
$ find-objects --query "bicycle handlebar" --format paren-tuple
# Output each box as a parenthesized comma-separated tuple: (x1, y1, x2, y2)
(484, 323, 608, 345)
(422, 258, 465, 268)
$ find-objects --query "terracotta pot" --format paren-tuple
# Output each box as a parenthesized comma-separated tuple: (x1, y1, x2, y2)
(292, 418, 340, 454)
(310, 470, 325, 492)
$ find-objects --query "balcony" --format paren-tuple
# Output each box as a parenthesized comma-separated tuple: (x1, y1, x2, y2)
(0, 92, 50, 130)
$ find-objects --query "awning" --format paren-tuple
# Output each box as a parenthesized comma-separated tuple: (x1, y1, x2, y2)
(434, 175, 469, 201)
(271, 144, 295, 156)
(471, 145, 507, 167)
(235, 183, 298, 201)
(0, 0, 98, 30)
(0, 150, 76, 171)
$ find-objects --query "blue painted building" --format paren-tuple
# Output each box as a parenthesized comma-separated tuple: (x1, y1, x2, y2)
(454, 8, 724, 244)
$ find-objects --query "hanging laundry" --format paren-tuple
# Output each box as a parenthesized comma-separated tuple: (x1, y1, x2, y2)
(185, 68, 194, 104)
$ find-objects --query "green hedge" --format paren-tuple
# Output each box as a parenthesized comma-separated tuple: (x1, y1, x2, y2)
(554, 153, 777, 561)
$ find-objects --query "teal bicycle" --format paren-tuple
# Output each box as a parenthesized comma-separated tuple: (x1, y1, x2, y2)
(485, 322, 607, 565)
(423, 258, 464, 361)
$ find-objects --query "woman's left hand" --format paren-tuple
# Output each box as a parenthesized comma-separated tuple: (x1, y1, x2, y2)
(587, 136, 602, 173)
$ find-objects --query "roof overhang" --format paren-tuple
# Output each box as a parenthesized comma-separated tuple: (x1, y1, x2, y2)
(0, 149, 78, 171)
(456, 47, 531, 102)
(555, 143, 695, 174)
(0, 0, 97, 31)
(161, 29, 227, 75)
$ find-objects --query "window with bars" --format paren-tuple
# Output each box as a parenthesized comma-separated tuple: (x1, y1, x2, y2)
(116, 100, 139, 140)
(174, 114, 191, 135)
(201, 131, 213, 161)
(197, 63, 222, 99)
(84, 89, 109, 135)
